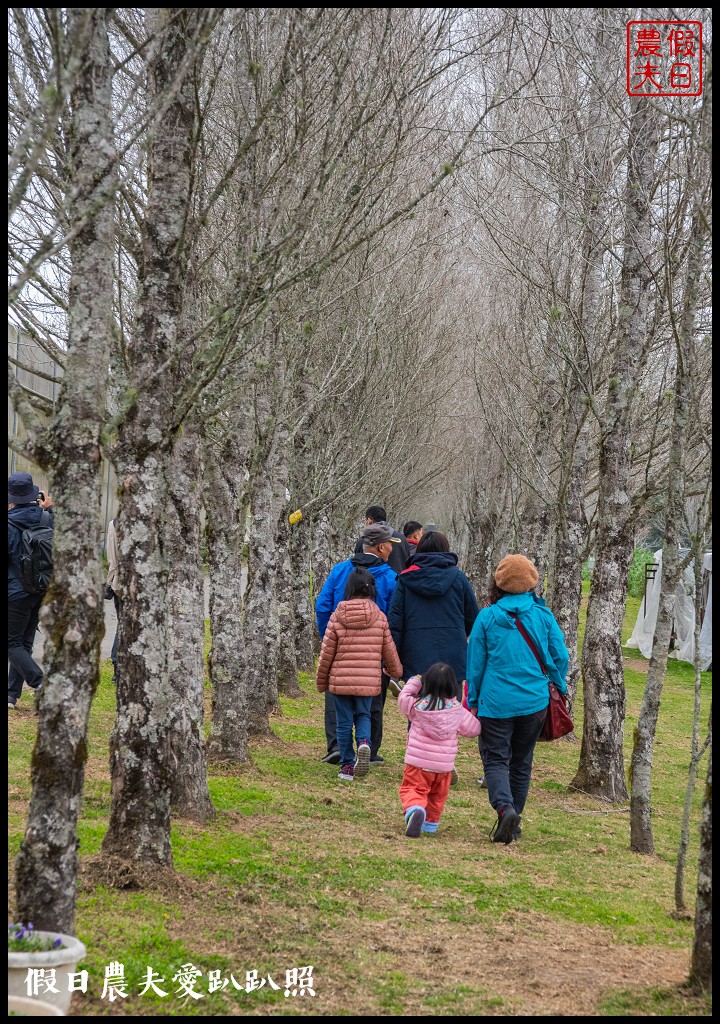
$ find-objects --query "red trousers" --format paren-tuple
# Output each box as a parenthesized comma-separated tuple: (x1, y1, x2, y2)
(399, 764, 452, 823)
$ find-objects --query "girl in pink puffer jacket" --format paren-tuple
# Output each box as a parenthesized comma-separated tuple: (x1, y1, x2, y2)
(397, 662, 481, 837)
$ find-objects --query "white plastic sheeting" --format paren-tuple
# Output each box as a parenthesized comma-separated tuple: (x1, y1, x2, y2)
(626, 550, 712, 670)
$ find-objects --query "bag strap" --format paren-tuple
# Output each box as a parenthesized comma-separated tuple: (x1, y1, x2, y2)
(509, 613, 547, 676)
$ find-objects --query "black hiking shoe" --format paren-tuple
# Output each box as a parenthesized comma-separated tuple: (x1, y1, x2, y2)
(490, 807, 520, 845)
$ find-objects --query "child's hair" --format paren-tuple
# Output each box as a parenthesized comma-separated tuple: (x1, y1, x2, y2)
(415, 662, 459, 710)
(343, 567, 377, 601)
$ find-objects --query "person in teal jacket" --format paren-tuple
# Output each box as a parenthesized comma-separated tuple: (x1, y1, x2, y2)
(466, 554, 569, 845)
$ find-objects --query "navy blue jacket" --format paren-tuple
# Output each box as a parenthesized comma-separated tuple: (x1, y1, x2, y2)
(8, 503, 53, 601)
(387, 551, 480, 683)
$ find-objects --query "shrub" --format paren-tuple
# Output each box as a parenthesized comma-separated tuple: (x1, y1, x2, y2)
(627, 546, 656, 599)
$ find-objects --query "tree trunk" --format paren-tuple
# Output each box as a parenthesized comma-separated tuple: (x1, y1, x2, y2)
(14, 9, 115, 934)
(205, 437, 250, 765)
(166, 421, 215, 821)
(548, 419, 589, 713)
(689, 717, 712, 993)
(244, 451, 288, 733)
(102, 8, 197, 866)
(276, 514, 303, 695)
(572, 95, 659, 802)
(674, 539, 711, 915)
(630, 296, 700, 847)
(290, 522, 316, 674)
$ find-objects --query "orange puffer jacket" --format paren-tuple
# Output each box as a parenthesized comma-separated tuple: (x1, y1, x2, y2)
(315, 598, 403, 697)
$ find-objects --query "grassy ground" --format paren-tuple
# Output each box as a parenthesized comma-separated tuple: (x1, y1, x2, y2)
(7, 587, 712, 1016)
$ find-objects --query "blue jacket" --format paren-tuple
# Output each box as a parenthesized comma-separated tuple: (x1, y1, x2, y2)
(387, 551, 479, 683)
(466, 591, 569, 718)
(8, 503, 52, 602)
(315, 553, 398, 638)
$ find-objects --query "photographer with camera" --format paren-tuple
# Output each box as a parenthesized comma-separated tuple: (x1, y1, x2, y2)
(8, 471, 54, 709)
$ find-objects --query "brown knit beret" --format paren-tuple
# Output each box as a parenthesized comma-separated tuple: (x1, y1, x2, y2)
(494, 554, 539, 594)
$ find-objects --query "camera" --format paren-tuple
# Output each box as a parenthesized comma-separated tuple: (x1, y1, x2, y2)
(37, 490, 45, 504)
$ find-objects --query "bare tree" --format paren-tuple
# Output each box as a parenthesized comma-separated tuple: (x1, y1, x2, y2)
(630, 81, 711, 850)
(12, 8, 116, 932)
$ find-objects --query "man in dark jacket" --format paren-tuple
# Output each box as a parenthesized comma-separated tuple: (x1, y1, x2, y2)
(8, 471, 54, 708)
(315, 523, 399, 764)
(354, 504, 411, 576)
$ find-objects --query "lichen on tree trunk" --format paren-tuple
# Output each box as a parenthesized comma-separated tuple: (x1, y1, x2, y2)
(14, 8, 116, 935)
(572, 94, 660, 802)
(166, 421, 215, 821)
(102, 7, 200, 867)
(205, 438, 250, 765)
(689, 725, 712, 993)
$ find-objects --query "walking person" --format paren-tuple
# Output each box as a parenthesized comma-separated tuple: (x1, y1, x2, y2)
(354, 504, 410, 575)
(466, 554, 569, 844)
(402, 520, 423, 559)
(8, 472, 54, 708)
(388, 530, 480, 697)
(397, 662, 481, 836)
(315, 523, 399, 764)
(316, 569, 402, 781)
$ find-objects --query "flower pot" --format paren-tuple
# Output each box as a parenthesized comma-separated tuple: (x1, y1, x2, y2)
(9, 994, 65, 1015)
(8, 932, 86, 1014)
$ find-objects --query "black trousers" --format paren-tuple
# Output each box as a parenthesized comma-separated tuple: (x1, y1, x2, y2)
(8, 593, 44, 701)
(370, 674, 390, 758)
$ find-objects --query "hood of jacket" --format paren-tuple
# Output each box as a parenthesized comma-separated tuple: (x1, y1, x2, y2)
(350, 552, 386, 571)
(8, 503, 46, 530)
(400, 551, 459, 597)
(333, 598, 381, 630)
(411, 699, 465, 740)
(491, 591, 539, 627)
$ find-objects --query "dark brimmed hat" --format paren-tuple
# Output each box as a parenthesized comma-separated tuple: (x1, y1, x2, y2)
(8, 471, 39, 505)
(362, 523, 401, 547)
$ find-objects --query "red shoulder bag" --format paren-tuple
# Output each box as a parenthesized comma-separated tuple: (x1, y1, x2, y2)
(510, 613, 574, 741)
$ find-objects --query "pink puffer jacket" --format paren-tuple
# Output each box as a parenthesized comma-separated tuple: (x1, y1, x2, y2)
(315, 599, 402, 697)
(398, 675, 481, 772)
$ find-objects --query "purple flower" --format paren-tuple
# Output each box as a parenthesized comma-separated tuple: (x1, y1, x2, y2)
(52, 937, 63, 949)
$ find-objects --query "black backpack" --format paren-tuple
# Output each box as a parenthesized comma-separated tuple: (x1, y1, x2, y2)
(10, 510, 54, 594)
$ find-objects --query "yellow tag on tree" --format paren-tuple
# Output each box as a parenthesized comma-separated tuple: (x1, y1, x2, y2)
(288, 509, 303, 525)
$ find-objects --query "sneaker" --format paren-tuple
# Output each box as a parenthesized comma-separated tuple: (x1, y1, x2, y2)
(421, 821, 439, 834)
(387, 678, 404, 697)
(513, 816, 522, 841)
(490, 806, 520, 845)
(354, 741, 371, 779)
(322, 749, 341, 765)
(404, 806, 426, 838)
(450, 768, 459, 787)
(369, 754, 385, 766)
(338, 764, 355, 781)
(8, 701, 16, 709)
(477, 775, 487, 788)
